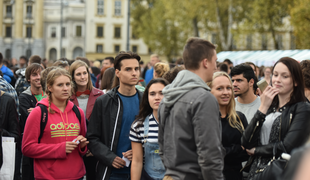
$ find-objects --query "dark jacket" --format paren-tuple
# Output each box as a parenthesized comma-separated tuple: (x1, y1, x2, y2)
(19, 87, 37, 133)
(86, 86, 143, 180)
(221, 111, 249, 180)
(241, 102, 310, 170)
(0, 91, 20, 143)
(70, 87, 104, 120)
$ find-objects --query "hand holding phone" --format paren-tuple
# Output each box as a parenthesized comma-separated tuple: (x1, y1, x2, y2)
(257, 79, 268, 93)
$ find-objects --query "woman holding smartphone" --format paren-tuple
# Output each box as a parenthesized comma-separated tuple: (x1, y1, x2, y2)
(130, 78, 169, 180)
(242, 57, 310, 180)
(22, 68, 88, 180)
(208, 71, 249, 180)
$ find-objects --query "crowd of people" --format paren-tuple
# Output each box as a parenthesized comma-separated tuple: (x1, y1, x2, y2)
(1, 37, 310, 180)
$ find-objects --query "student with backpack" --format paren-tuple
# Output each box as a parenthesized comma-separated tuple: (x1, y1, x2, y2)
(22, 68, 88, 180)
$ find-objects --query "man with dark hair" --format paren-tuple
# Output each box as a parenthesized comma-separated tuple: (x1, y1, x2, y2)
(87, 51, 143, 180)
(19, 56, 28, 68)
(103, 57, 115, 67)
(158, 37, 224, 180)
(95, 57, 115, 88)
(28, 55, 42, 65)
(0, 53, 14, 83)
(19, 63, 44, 180)
(231, 64, 260, 123)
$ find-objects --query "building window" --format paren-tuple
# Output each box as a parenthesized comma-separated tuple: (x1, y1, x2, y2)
(115, 1, 121, 16)
(26, 5, 32, 18)
(5, 26, 11, 38)
(262, 34, 267, 50)
(96, 45, 103, 53)
(277, 34, 283, 50)
(26, 27, 32, 38)
(97, 26, 104, 37)
(73, 47, 83, 59)
(76, 26, 82, 37)
(246, 35, 252, 50)
(6, 5, 12, 18)
(5, 49, 11, 59)
(132, 45, 138, 53)
(51, 27, 56, 38)
(114, 27, 121, 38)
(97, 0, 104, 15)
(26, 49, 32, 58)
(49, 48, 57, 60)
(114, 45, 120, 53)
(61, 27, 66, 38)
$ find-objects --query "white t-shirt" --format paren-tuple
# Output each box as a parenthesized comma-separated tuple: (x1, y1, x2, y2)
(235, 96, 261, 124)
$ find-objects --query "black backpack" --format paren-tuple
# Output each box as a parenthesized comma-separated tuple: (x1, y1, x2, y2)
(37, 104, 81, 143)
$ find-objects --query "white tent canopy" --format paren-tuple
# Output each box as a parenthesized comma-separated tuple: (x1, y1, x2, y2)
(217, 50, 310, 66)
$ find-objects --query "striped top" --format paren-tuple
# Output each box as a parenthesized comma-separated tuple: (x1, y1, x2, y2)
(129, 114, 159, 145)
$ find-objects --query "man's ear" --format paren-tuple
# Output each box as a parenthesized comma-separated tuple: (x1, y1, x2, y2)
(202, 58, 208, 69)
(249, 78, 254, 87)
(115, 69, 120, 78)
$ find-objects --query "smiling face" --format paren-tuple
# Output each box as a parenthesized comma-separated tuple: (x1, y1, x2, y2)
(29, 69, 42, 89)
(48, 75, 72, 102)
(272, 62, 294, 96)
(211, 75, 233, 107)
(74, 66, 89, 88)
(148, 83, 165, 111)
(115, 59, 140, 87)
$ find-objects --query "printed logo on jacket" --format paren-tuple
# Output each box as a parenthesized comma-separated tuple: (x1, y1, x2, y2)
(50, 122, 80, 138)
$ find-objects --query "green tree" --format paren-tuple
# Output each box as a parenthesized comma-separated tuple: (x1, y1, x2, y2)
(290, 0, 310, 48)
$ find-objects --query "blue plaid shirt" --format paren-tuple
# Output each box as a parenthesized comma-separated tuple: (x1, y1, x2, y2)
(0, 76, 19, 115)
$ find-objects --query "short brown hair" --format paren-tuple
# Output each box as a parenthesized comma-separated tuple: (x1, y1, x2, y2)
(183, 37, 216, 70)
(25, 63, 44, 82)
(29, 55, 42, 65)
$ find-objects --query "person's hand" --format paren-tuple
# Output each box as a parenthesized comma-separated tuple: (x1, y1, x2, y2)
(246, 148, 256, 156)
(27, 108, 34, 113)
(76, 135, 89, 150)
(66, 142, 78, 153)
(112, 156, 126, 169)
(122, 150, 133, 161)
(241, 146, 245, 150)
(257, 86, 279, 114)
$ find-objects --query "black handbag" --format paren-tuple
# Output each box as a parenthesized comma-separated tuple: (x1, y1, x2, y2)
(253, 143, 288, 180)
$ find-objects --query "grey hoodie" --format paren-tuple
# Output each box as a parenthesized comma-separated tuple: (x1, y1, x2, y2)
(158, 70, 225, 180)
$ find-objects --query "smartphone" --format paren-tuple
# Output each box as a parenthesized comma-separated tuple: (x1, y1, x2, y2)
(257, 79, 268, 93)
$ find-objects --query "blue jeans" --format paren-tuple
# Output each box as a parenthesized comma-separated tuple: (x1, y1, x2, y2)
(109, 173, 130, 180)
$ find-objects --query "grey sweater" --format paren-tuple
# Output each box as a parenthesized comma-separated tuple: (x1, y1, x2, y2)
(158, 70, 225, 180)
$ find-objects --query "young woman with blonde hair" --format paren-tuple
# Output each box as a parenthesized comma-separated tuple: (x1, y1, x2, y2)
(208, 71, 249, 180)
(22, 68, 88, 180)
(153, 62, 170, 78)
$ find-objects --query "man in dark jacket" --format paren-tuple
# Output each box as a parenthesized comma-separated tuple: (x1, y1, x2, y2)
(87, 51, 143, 180)
(158, 38, 225, 180)
(18, 63, 43, 180)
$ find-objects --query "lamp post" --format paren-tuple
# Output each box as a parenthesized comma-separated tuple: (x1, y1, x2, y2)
(60, 0, 63, 58)
(126, 0, 130, 51)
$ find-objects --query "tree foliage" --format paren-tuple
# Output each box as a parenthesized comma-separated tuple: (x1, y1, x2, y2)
(290, 0, 310, 48)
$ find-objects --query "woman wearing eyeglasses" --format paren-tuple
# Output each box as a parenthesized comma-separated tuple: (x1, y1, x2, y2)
(69, 60, 104, 180)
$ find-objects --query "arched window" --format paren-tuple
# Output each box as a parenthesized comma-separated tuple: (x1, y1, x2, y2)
(5, 49, 11, 59)
(26, 49, 32, 58)
(72, 47, 83, 59)
(49, 48, 57, 61)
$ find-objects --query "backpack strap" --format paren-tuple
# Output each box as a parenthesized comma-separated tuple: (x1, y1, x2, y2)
(72, 105, 81, 124)
(38, 104, 48, 143)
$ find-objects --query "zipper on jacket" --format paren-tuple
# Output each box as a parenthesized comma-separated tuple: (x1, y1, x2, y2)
(289, 113, 292, 125)
(279, 116, 282, 140)
(249, 121, 259, 142)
